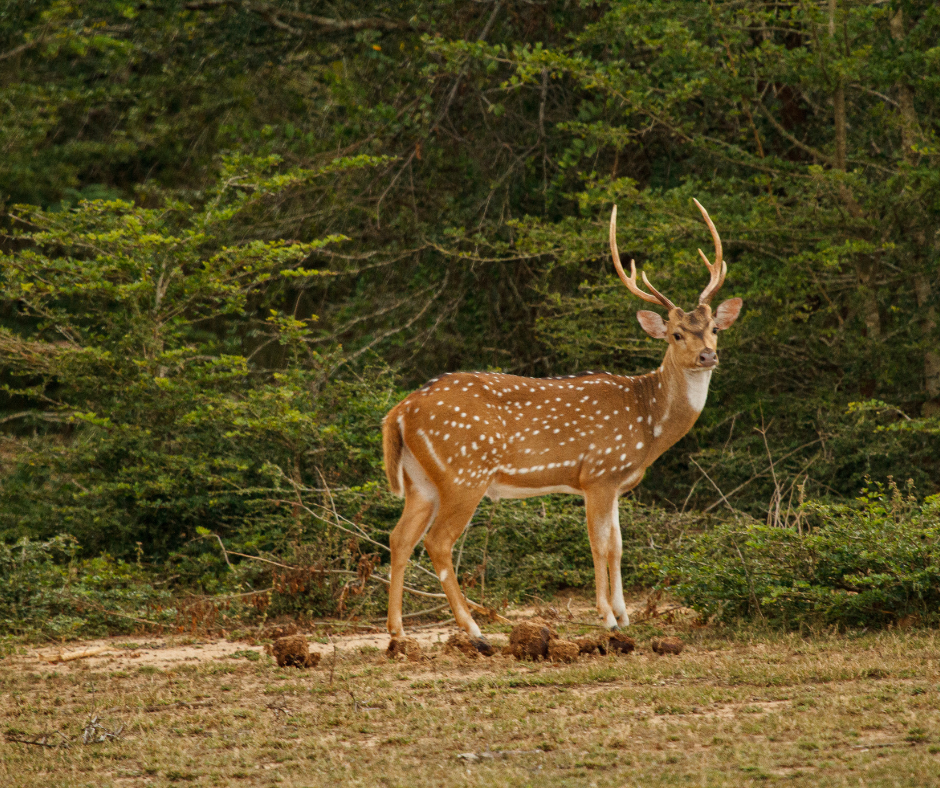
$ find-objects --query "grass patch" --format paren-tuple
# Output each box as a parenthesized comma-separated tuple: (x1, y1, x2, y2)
(2, 625, 940, 786)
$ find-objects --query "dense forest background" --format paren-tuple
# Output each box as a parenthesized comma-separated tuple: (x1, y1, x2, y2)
(1, 0, 939, 636)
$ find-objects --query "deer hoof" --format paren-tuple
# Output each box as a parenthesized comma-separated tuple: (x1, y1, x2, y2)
(470, 637, 495, 656)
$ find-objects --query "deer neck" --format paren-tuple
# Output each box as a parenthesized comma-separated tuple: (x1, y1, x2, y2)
(638, 349, 712, 457)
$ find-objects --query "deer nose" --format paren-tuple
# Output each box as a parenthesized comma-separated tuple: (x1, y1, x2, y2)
(698, 349, 717, 367)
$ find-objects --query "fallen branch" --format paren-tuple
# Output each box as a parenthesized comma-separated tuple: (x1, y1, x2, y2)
(74, 599, 166, 629)
(141, 700, 215, 713)
(371, 602, 451, 624)
(4, 730, 69, 749)
(38, 647, 110, 664)
(458, 749, 543, 763)
(82, 715, 123, 745)
(465, 599, 511, 624)
(631, 605, 687, 624)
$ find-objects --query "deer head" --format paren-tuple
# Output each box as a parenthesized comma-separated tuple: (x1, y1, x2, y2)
(609, 200, 743, 372)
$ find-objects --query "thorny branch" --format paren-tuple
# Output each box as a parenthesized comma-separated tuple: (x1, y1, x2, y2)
(183, 1, 422, 34)
(200, 531, 447, 600)
(376, 1, 503, 221)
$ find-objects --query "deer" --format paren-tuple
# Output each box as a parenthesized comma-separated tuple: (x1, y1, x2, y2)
(381, 200, 742, 654)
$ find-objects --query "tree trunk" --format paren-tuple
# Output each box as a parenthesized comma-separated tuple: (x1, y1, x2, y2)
(890, 9, 938, 410)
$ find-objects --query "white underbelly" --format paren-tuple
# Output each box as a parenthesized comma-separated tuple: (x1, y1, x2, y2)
(484, 481, 584, 502)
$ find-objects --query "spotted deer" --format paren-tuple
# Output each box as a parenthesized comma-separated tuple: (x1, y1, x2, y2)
(382, 200, 743, 653)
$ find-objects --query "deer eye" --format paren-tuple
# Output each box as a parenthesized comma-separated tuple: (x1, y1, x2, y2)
(673, 333, 682, 341)
(712, 326, 719, 334)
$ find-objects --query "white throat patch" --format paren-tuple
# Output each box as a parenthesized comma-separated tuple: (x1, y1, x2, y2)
(684, 369, 713, 412)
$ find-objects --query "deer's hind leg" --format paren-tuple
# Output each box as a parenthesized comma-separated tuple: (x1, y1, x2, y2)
(386, 454, 439, 637)
(422, 493, 493, 653)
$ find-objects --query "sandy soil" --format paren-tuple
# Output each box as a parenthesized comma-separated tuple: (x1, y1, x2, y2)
(17, 597, 678, 673)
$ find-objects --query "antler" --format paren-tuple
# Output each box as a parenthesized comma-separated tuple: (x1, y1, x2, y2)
(692, 198, 726, 305)
(609, 205, 676, 311)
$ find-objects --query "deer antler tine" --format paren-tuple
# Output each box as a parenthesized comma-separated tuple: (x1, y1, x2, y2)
(693, 198, 726, 305)
(693, 199, 722, 264)
(610, 205, 676, 311)
(640, 271, 676, 310)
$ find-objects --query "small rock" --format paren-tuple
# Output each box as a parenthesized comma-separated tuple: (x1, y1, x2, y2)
(272, 634, 319, 668)
(650, 636, 684, 655)
(548, 639, 579, 663)
(387, 636, 422, 662)
(508, 617, 557, 661)
(607, 632, 636, 655)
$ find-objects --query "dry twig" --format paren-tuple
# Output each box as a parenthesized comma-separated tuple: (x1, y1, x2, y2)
(38, 647, 110, 664)
(4, 730, 70, 749)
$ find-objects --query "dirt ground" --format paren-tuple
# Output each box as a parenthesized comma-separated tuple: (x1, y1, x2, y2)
(3, 599, 940, 788)
(22, 598, 649, 673)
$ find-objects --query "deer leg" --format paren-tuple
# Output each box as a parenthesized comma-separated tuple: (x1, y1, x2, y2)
(423, 496, 493, 653)
(387, 485, 437, 638)
(606, 500, 630, 627)
(585, 487, 621, 629)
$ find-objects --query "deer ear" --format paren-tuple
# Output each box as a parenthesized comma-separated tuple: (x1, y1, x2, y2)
(637, 310, 668, 339)
(714, 298, 743, 330)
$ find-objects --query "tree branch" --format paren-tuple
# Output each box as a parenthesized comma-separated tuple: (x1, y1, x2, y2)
(183, 1, 421, 34)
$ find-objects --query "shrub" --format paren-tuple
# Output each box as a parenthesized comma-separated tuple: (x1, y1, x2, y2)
(0, 535, 175, 638)
(0, 155, 398, 560)
(652, 481, 940, 628)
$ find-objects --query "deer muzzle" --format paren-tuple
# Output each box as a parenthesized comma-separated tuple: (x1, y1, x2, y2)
(697, 349, 718, 368)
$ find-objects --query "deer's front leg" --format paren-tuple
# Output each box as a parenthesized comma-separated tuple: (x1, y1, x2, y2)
(584, 486, 626, 629)
(606, 502, 629, 627)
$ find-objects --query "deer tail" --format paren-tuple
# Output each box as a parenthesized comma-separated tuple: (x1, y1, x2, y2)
(382, 408, 405, 497)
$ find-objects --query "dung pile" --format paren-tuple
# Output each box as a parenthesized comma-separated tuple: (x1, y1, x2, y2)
(547, 639, 579, 663)
(272, 634, 320, 668)
(651, 636, 685, 655)
(574, 634, 609, 655)
(444, 631, 482, 658)
(507, 618, 638, 663)
(607, 632, 636, 654)
(507, 617, 558, 661)
(387, 636, 423, 662)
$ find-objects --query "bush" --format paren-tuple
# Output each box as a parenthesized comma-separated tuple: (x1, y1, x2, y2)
(652, 481, 940, 629)
(0, 156, 399, 560)
(0, 535, 176, 639)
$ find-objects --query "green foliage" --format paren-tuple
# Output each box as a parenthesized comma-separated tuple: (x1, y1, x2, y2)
(653, 482, 940, 628)
(0, 535, 174, 638)
(1, 1, 939, 632)
(0, 157, 399, 558)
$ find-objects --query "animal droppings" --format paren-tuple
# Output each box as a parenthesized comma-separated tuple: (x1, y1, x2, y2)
(607, 632, 636, 654)
(444, 631, 482, 659)
(508, 617, 558, 661)
(386, 636, 423, 662)
(272, 634, 320, 668)
(547, 639, 579, 663)
(650, 636, 685, 655)
(574, 635, 608, 655)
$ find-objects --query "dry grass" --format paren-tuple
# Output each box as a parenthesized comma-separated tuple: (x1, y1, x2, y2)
(2, 616, 940, 787)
